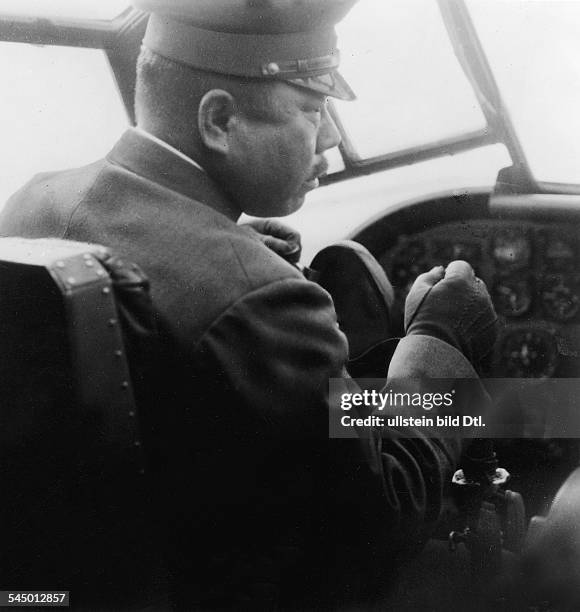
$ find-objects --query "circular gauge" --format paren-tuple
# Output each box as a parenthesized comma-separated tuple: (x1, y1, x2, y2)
(500, 329, 558, 378)
(492, 231, 531, 271)
(493, 279, 532, 317)
(541, 275, 580, 322)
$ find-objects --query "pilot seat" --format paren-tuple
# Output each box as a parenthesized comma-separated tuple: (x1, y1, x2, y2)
(0, 237, 165, 609)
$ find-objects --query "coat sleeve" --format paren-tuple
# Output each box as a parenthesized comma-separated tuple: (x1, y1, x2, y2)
(197, 276, 482, 500)
(196, 277, 349, 437)
(194, 276, 487, 600)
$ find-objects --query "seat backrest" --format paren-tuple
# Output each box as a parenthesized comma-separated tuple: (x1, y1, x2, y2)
(0, 237, 156, 607)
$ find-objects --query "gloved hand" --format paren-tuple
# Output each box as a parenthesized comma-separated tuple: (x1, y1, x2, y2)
(404, 260, 498, 365)
(240, 218, 302, 264)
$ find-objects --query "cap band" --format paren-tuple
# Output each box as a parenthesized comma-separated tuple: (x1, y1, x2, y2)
(144, 14, 338, 79)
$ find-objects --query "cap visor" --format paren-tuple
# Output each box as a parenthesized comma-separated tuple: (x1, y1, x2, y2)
(285, 70, 356, 101)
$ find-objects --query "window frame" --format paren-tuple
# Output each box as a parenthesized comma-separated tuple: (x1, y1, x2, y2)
(0, 2, 574, 195)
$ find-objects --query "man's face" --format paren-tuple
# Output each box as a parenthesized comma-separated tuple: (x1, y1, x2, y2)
(225, 82, 342, 217)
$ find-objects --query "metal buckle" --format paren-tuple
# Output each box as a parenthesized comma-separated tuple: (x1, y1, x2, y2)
(261, 52, 339, 77)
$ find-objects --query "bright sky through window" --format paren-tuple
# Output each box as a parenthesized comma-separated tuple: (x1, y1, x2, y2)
(334, 0, 486, 159)
(0, 1, 128, 20)
(468, 0, 580, 185)
(0, 44, 128, 207)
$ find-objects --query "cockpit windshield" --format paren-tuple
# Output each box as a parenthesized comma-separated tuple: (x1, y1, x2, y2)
(335, 0, 487, 161)
(0, 0, 579, 193)
(0, 0, 128, 21)
(467, 0, 580, 187)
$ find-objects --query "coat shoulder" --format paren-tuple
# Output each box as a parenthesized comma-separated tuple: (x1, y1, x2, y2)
(156, 216, 312, 344)
(0, 161, 106, 238)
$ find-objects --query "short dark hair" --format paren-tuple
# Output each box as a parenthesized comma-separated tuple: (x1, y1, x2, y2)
(134, 47, 278, 142)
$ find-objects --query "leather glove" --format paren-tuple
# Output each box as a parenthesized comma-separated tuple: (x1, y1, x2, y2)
(404, 260, 498, 365)
(240, 218, 302, 264)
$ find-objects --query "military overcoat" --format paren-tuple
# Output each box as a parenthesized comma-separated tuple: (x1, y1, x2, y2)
(0, 128, 484, 609)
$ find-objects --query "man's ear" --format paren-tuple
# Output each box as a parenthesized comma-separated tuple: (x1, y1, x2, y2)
(198, 89, 237, 154)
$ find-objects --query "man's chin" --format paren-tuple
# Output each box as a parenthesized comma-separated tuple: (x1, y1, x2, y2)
(287, 194, 307, 214)
(240, 191, 307, 217)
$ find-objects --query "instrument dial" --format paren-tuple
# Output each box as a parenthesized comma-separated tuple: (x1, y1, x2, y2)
(541, 275, 580, 322)
(493, 279, 532, 317)
(492, 231, 531, 272)
(500, 329, 558, 378)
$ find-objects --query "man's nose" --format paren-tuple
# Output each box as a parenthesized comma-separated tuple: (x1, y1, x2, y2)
(316, 106, 341, 153)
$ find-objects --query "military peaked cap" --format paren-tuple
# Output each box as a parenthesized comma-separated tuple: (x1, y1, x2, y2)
(132, 0, 357, 100)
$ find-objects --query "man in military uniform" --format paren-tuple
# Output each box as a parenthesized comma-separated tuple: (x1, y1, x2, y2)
(0, 1, 497, 609)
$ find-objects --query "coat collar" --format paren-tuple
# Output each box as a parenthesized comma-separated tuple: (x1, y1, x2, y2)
(106, 128, 240, 221)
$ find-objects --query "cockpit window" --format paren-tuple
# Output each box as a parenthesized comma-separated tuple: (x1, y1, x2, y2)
(0, 43, 128, 206)
(0, 0, 129, 20)
(334, 0, 487, 161)
(0, 0, 578, 191)
(467, 0, 580, 186)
